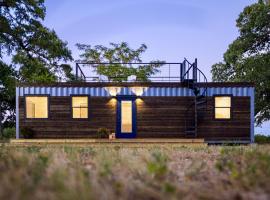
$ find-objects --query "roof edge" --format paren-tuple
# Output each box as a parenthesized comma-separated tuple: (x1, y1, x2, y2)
(16, 82, 255, 88)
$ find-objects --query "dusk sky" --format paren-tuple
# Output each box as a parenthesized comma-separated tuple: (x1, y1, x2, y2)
(43, 0, 268, 134)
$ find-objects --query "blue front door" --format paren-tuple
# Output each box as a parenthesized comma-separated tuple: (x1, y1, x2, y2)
(116, 96, 137, 138)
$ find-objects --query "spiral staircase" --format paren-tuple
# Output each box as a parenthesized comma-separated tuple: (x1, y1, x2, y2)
(181, 58, 208, 138)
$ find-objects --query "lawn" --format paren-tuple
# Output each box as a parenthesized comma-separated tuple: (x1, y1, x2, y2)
(0, 144, 269, 200)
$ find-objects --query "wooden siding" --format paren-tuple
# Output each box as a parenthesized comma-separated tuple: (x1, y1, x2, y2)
(19, 97, 116, 138)
(197, 97, 250, 140)
(19, 96, 250, 140)
(136, 97, 193, 138)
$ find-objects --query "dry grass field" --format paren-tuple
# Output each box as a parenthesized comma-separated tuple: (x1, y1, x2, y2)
(0, 143, 270, 200)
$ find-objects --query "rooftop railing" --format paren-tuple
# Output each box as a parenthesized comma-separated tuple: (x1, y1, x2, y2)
(75, 58, 206, 83)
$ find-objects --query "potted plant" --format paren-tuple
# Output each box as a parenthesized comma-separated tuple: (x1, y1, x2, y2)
(97, 128, 110, 139)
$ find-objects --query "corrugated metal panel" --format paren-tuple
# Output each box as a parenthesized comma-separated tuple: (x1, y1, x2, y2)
(17, 86, 254, 97)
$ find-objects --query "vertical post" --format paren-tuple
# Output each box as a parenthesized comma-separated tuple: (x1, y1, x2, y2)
(193, 58, 198, 83)
(0, 86, 3, 136)
(0, 97, 2, 137)
(75, 63, 79, 80)
(180, 63, 183, 82)
(16, 87, 19, 139)
(250, 87, 255, 143)
(169, 64, 171, 82)
(181, 61, 186, 82)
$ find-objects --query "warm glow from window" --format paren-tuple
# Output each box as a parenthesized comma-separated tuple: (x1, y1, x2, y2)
(215, 96, 231, 119)
(121, 101, 132, 133)
(72, 96, 88, 118)
(215, 97, 231, 107)
(26, 96, 48, 118)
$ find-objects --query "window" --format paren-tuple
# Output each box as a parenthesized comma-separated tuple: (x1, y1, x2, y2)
(26, 96, 48, 118)
(121, 101, 132, 133)
(72, 96, 88, 118)
(214, 96, 231, 119)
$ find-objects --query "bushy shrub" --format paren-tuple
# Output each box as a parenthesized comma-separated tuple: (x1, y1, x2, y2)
(255, 134, 270, 144)
(97, 128, 110, 138)
(2, 127, 16, 139)
(147, 151, 168, 179)
(21, 127, 35, 139)
(215, 146, 270, 190)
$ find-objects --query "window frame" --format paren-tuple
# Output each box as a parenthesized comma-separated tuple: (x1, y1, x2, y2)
(24, 95, 50, 120)
(70, 95, 90, 120)
(213, 95, 233, 120)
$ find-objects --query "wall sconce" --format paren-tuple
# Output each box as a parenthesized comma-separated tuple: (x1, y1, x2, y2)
(131, 87, 148, 96)
(135, 98, 144, 105)
(105, 87, 122, 96)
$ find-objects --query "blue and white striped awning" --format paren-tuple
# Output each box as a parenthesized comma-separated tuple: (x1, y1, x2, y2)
(17, 86, 254, 97)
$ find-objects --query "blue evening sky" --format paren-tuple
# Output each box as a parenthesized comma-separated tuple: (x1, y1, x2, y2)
(42, 0, 268, 134)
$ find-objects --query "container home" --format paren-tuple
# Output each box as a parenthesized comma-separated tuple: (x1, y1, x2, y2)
(15, 59, 255, 143)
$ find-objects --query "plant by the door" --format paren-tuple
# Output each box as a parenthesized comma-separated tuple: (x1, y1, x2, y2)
(97, 128, 110, 139)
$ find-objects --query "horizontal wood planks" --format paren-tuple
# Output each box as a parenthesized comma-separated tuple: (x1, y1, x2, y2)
(197, 97, 250, 140)
(19, 96, 251, 140)
(136, 97, 193, 138)
(19, 97, 116, 138)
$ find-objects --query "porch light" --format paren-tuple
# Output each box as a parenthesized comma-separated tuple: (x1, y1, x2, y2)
(105, 87, 121, 96)
(131, 87, 148, 96)
(135, 98, 144, 105)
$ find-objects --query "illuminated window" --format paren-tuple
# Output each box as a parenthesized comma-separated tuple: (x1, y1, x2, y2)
(214, 96, 231, 119)
(121, 101, 132, 133)
(26, 96, 48, 118)
(72, 96, 88, 118)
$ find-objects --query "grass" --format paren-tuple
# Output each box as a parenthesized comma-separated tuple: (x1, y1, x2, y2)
(0, 144, 269, 200)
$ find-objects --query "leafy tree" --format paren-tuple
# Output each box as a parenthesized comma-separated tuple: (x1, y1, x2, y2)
(0, 61, 16, 129)
(0, 0, 74, 129)
(0, 0, 73, 82)
(76, 42, 164, 82)
(211, 0, 270, 125)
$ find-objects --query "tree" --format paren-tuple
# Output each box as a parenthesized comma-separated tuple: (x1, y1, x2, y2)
(0, 61, 16, 130)
(0, 0, 73, 82)
(76, 42, 164, 82)
(211, 0, 270, 125)
(0, 0, 74, 129)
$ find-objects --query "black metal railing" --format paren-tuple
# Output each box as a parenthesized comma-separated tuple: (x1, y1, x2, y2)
(75, 61, 196, 82)
(75, 58, 207, 84)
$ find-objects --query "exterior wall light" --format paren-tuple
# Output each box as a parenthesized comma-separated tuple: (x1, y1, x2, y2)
(105, 87, 122, 96)
(131, 87, 148, 96)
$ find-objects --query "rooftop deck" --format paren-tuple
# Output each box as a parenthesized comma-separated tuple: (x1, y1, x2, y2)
(75, 58, 205, 83)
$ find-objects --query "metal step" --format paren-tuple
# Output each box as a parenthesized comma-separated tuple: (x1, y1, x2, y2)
(196, 95, 205, 100)
(183, 79, 195, 84)
(196, 99, 206, 105)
